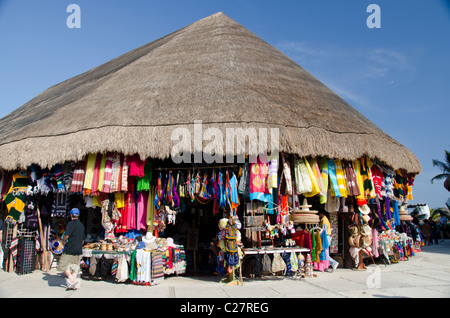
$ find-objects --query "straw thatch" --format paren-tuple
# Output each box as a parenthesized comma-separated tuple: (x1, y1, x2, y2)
(0, 12, 421, 173)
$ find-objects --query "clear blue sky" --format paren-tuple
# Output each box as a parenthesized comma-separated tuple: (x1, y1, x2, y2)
(0, 0, 449, 209)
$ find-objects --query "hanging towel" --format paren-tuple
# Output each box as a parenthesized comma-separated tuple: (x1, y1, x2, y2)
(334, 159, 348, 198)
(318, 158, 329, 204)
(327, 159, 340, 198)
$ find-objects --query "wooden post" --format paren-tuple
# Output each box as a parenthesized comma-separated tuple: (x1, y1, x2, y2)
(36, 204, 48, 272)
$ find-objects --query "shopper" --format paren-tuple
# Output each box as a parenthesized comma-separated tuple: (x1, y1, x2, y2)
(428, 217, 439, 245)
(439, 212, 447, 242)
(58, 208, 85, 290)
(420, 219, 432, 246)
(318, 210, 339, 272)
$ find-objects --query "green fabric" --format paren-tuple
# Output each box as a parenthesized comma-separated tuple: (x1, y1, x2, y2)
(129, 249, 137, 281)
(136, 160, 152, 192)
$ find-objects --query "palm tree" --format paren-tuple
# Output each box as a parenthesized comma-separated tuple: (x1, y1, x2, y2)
(431, 150, 450, 186)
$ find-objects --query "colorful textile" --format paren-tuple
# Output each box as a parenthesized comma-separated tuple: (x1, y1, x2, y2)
(136, 160, 152, 192)
(249, 156, 270, 202)
(361, 158, 376, 199)
(120, 160, 129, 192)
(70, 161, 85, 193)
(90, 154, 103, 195)
(83, 153, 97, 193)
(102, 153, 114, 193)
(110, 153, 122, 193)
(354, 159, 366, 200)
(304, 158, 321, 197)
(318, 158, 329, 204)
(371, 165, 384, 199)
(294, 157, 312, 194)
(96, 154, 106, 192)
(334, 159, 348, 198)
(4, 171, 29, 223)
(136, 191, 148, 231)
(327, 159, 340, 198)
(267, 153, 279, 192)
(343, 160, 360, 196)
(127, 154, 146, 178)
(146, 186, 155, 232)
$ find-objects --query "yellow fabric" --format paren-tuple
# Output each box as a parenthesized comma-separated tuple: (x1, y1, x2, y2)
(115, 192, 126, 209)
(320, 215, 332, 236)
(334, 159, 348, 198)
(83, 153, 97, 191)
(309, 158, 325, 194)
(146, 186, 155, 232)
(314, 230, 322, 262)
(318, 158, 329, 204)
(304, 157, 320, 197)
(92, 195, 102, 207)
(362, 158, 376, 199)
(406, 185, 413, 201)
(97, 154, 106, 192)
(354, 159, 366, 200)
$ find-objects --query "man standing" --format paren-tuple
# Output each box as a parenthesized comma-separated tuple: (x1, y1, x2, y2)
(318, 210, 339, 272)
(439, 212, 447, 242)
(58, 208, 84, 290)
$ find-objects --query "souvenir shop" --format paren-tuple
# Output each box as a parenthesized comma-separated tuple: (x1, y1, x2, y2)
(0, 151, 421, 285)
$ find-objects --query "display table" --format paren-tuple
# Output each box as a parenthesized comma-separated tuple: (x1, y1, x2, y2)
(82, 249, 130, 259)
(243, 247, 310, 255)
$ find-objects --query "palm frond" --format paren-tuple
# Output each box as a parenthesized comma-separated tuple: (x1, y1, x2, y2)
(430, 173, 450, 184)
(432, 159, 450, 173)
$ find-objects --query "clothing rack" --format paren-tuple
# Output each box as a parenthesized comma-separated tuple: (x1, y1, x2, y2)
(154, 164, 238, 171)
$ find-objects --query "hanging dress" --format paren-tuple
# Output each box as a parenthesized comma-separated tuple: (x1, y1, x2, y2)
(249, 156, 270, 202)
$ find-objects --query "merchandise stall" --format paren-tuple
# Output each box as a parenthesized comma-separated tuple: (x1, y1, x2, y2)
(0, 149, 421, 284)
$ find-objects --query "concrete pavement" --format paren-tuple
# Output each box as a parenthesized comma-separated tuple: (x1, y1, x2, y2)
(1, 240, 449, 299)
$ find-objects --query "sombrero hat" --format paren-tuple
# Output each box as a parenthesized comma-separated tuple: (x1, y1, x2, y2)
(358, 204, 371, 215)
(361, 214, 370, 223)
(293, 198, 318, 214)
(50, 239, 64, 255)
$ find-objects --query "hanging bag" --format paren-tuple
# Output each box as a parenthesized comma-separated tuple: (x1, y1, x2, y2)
(271, 252, 286, 275)
(290, 252, 299, 272)
(262, 253, 272, 274)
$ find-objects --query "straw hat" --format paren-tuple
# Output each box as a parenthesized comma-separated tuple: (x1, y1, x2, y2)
(358, 204, 371, 215)
(166, 237, 176, 248)
(293, 198, 318, 214)
(142, 232, 156, 244)
(361, 224, 372, 236)
(361, 214, 370, 223)
(398, 205, 409, 215)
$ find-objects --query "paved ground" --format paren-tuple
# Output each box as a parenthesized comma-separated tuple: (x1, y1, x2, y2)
(1, 240, 449, 299)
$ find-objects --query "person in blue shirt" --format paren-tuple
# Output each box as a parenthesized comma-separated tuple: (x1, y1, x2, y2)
(58, 208, 85, 290)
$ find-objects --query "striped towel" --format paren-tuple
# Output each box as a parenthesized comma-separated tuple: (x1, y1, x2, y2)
(102, 153, 114, 193)
(70, 161, 85, 193)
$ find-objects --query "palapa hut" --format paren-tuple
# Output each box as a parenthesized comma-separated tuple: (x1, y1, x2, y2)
(0, 12, 421, 174)
(0, 12, 422, 277)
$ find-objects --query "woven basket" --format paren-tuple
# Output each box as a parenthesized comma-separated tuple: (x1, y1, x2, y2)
(292, 213, 320, 224)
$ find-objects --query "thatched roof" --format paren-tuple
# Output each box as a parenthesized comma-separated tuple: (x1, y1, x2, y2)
(0, 12, 421, 173)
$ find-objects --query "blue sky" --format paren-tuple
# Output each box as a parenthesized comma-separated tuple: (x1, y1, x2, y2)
(0, 0, 449, 209)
